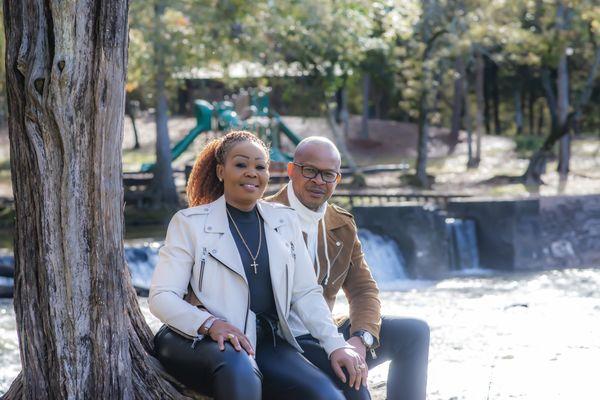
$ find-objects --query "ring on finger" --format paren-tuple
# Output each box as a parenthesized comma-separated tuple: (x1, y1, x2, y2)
(227, 333, 235, 340)
(359, 363, 366, 370)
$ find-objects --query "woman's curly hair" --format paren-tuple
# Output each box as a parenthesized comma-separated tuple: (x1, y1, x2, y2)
(186, 130, 270, 207)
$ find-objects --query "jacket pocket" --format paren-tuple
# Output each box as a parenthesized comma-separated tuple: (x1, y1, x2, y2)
(198, 247, 207, 292)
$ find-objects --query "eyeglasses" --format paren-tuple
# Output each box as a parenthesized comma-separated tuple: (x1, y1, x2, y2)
(293, 162, 340, 183)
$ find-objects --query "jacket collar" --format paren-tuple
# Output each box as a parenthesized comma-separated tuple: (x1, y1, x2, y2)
(204, 195, 286, 234)
(202, 195, 288, 284)
(268, 185, 347, 230)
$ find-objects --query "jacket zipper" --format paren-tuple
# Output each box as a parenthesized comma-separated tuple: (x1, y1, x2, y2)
(327, 266, 350, 286)
(198, 247, 207, 291)
(209, 253, 251, 335)
(164, 324, 204, 349)
(285, 264, 289, 314)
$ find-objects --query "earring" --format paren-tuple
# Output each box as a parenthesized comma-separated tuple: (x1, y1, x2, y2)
(218, 177, 223, 182)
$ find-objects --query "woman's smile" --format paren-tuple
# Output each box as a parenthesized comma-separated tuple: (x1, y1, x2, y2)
(217, 141, 270, 211)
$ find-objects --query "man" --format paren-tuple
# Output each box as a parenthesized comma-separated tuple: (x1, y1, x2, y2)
(266, 137, 430, 400)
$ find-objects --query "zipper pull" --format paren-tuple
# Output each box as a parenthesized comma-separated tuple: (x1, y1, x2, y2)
(290, 242, 296, 260)
(191, 333, 203, 349)
(370, 348, 377, 359)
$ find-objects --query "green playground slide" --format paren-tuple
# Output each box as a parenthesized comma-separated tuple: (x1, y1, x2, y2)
(270, 111, 302, 146)
(138, 96, 302, 172)
(141, 100, 213, 172)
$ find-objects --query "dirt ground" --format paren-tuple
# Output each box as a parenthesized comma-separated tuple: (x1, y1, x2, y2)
(0, 113, 598, 199)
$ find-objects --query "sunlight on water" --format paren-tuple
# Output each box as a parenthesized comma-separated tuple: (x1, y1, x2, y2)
(2, 268, 599, 399)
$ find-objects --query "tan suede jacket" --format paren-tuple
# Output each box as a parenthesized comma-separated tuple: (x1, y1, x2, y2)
(266, 186, 382, 344)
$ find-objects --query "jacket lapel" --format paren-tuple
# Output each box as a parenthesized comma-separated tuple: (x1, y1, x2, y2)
(204, 196, 247, 283)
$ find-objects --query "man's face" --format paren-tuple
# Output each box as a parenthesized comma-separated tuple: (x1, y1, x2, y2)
(287, 143, 341, 211)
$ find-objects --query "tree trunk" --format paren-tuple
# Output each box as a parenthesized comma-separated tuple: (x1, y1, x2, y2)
(527, 70, 536, 136)
(537, 101, 545, 136)
(483, 56, 491, 135)
(126, 100, 141, 150)
(3, 1, 203, 398)
(415, 91, 430, 187)
(360, 73, 370, 140)
(491, 60, 501, 135)
(463, 70, 475, 168)
(340, 86, 350, 138)
(324, 99, 365, 187)
(448, 58, 464, 153)
(522, 44, 600, 184)
(473, 51, 484, 165)
(514, 87, 524, 136)
(556, 2, 570, 176)
(151, 2, 179, 207)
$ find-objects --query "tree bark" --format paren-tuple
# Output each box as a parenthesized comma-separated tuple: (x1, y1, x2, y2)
(151, 2, 179, 207)
(3, 1, 204, 398)
(448, 57, 464, 153)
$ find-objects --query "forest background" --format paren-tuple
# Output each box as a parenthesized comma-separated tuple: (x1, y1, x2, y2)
(0, 0, 599, 207)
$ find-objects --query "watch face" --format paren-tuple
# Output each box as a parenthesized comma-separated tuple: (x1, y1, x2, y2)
(362, 331, 374, 347)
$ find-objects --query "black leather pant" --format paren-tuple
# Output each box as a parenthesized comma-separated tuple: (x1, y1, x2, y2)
(154, 325, 346, 400)
(297, 316, 430, 400)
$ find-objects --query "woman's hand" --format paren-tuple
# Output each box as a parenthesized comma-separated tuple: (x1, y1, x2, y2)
(208, 319, 255, 355)
(330, 347, 368, 390)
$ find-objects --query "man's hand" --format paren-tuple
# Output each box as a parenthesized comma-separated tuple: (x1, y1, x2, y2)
(347, 336, 367, 362)
(330, 347, 368, 390)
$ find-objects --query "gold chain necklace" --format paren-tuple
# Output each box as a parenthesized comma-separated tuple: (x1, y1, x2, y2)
(226, 207, 263, 274)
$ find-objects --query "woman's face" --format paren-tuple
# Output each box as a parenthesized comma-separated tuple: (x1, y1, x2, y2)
(217, 140, 269, 210)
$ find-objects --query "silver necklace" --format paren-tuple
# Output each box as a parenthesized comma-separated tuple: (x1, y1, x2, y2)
(226, 207, 263, 274)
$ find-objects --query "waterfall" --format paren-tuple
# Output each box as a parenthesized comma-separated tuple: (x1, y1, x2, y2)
(358, 229, 409, 290)
(445, 218, 480, 271)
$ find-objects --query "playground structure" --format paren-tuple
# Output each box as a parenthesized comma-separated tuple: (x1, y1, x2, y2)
(141, 88, 303, 172)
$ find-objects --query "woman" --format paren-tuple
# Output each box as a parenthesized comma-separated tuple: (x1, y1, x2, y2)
(149, 131, 367, 400)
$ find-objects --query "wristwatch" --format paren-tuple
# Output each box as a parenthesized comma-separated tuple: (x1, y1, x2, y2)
(352, 330, 377, 358)
(352, 330, 374, 348)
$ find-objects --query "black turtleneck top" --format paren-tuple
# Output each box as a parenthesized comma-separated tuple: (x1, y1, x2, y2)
(226, 203, 278, 323)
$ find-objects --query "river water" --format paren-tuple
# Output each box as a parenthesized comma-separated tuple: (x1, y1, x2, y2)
(2, 267, 599, 399)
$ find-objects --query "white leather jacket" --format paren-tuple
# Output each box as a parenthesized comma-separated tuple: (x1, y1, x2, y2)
(149, 195, 348, 356)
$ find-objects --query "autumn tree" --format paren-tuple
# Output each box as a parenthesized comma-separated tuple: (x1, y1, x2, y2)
(257, 0, 376, 185)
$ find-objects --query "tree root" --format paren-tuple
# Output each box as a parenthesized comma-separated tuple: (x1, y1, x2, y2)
(1, 372, 22, 400)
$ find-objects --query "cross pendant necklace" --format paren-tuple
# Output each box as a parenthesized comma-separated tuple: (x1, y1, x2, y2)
(226, 207, 263, 275)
